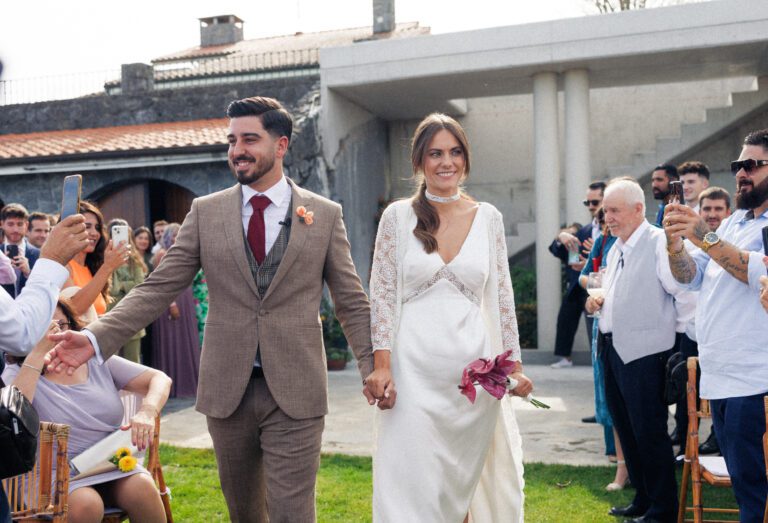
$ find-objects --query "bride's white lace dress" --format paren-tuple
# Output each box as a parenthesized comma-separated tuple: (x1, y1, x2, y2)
(370, 199, 524, 523)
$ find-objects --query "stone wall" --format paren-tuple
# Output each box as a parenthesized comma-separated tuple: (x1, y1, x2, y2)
(0, 76, 320, 134)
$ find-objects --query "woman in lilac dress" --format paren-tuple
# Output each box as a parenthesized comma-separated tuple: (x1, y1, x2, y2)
(2, 299, 171, 522)
(150, 223, 200, 398)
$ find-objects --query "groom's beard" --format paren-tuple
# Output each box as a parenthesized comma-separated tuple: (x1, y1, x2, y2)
(230, 152, 276, 186)
(736, 175, 768, 210)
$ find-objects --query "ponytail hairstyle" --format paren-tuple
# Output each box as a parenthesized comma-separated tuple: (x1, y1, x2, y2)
(410, 113, 472, 253)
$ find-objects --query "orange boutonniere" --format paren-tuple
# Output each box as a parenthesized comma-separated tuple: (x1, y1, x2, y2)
(296, 206, 314, 225)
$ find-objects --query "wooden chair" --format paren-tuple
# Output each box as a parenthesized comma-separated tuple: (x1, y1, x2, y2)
(1, 421, 71, 522)
(101, 391, 173, 523)
(677, 357, 739, 523)
(3, 393, 172, 522)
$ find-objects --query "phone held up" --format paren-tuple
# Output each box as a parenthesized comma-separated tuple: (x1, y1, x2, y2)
(668, 180, 684, 205)
(60, 174, 82, 220)
(111, 225, 130, 248)
(4, 244, 19, 259)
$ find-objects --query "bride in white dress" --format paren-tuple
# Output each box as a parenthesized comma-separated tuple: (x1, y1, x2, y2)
(369, 113, 532, 522)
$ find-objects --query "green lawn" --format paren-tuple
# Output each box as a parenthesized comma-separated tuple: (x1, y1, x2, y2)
(158, 445, 739, 522)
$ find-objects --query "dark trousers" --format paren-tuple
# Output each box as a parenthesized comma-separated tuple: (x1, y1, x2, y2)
(0, 485, 10, 523)
(602, 335, 678, 521)
(710, 394, 768, 523)
(554, 287, 588, 357)
(674, 333, 699, 454)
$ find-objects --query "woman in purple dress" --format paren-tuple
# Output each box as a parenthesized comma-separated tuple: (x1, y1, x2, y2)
(2, 299, 171, 522)
(150, 223, 200, 398)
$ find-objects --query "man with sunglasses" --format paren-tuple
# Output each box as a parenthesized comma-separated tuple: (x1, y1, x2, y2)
(548, 181, 606, 371)
(664, 129, 768, 523)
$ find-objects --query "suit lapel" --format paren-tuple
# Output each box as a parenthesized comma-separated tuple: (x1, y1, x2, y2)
(262, 179, 311, 302)
(223, 185, 261, 298)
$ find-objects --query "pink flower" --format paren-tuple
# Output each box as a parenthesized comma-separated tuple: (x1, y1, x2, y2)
(459, 350, 517, 403)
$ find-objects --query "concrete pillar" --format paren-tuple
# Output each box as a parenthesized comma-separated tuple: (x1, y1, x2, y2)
(373, 0, 395, 34)
(533, 72, 561, 352)
(564, 69, 592, 225)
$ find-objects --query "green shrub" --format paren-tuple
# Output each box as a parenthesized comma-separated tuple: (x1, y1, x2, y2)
(320, 297, 351, 361)
(509, 265, 537, 348)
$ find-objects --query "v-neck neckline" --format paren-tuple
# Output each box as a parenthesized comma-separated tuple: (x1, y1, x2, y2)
(434, 204, 482, 266)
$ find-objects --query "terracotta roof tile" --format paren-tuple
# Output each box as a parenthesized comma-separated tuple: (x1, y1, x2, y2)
(0, 119, 228, 161)
(153, 22, 429, 63)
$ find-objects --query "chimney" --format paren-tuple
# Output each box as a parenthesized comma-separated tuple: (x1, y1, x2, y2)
(121, 63, 154, 94)
(199, 15, 244, 47)
(373, 0, 395, 34)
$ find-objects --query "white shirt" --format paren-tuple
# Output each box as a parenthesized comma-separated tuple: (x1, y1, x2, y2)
(591, 218, 600, 241)
(240, 176, 292, 255)
(87, 177, 294, 364)
(599, 220, 694, 333)
(682, 208, 768, 399)
(0, 258, 69, 356)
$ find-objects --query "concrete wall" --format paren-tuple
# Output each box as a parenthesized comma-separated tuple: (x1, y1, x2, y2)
(331, 117, 389, 285)
(385, 75, 756, 249)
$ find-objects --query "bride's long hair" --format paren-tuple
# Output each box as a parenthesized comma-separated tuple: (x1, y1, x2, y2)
(410, 113, 472, 253)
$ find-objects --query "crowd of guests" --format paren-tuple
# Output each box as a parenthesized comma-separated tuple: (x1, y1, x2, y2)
(549, 129, 768, 522)
(0, 203, 207, 398)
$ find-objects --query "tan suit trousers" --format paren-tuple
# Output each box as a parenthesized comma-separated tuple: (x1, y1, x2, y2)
(207, 373, 324, 523)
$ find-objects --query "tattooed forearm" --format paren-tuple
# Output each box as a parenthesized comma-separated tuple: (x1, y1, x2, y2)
(706, 241, 751, 283)
(693, 220, 709, 241)
(669, 253, 697, 284)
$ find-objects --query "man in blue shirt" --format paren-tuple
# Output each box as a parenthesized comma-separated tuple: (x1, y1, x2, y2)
(664, 128, 768, 523)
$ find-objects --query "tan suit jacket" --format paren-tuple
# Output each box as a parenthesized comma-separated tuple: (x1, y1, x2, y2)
(89, 180, 373, 419)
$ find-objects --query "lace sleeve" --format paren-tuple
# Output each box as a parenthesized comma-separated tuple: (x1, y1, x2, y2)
(492, 210, 522, 362)
(370, 205, 398, 351)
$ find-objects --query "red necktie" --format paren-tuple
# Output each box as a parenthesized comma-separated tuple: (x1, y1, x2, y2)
(247, 195, 272, 265)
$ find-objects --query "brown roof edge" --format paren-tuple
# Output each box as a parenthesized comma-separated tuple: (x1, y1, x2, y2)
(0, 143, 228, 166)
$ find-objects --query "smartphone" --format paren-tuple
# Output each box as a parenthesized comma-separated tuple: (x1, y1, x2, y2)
(668, 181, 684, 204)
(111, 225, 129, 248)
(5, 244, 19, 259)
(60, 174, 82, 220)
(762, 225, 768, 256)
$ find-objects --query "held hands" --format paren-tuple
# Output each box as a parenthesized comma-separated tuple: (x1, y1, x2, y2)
(168, 302, 181, 320)
(124, 405, 157, 452)
(40, 214, 89, 266)
(45, 330, 96, 375)
(663, 203, 709, 250)
(363, 368, 396, 410)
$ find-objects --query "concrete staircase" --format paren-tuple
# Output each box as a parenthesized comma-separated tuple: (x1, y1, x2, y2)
(615, 76, 768, 181)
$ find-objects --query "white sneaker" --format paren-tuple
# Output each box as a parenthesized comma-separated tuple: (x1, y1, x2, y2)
(550, 358, 573, 369)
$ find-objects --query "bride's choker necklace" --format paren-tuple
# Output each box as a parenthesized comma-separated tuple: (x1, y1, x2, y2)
(425, 189, 461, 203)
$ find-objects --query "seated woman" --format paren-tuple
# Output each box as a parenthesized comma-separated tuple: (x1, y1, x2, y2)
(1, 299, 171, 523)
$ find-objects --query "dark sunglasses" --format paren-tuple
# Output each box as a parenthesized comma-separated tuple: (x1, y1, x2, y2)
(582, 199, 602, 207)
(730, 159, 768, 175)
(54, 320, 70, 329)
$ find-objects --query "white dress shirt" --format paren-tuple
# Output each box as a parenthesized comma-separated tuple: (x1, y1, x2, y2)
(681, 208, 768, 399)
(87, 177, 294, 364)
(599, 219, 693, 333)
(240, 176, 292, 255)
(0, 258, 69, 355)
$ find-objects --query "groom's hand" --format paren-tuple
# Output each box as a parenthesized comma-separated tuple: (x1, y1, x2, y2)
(45, 330, 96, 375)
(363, 368, 396, 410)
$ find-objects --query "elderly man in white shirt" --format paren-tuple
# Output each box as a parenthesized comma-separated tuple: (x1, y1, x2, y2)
(664, 128, 768, 523)
(587, 178, 694, 523)
(0, 213, 87, 523)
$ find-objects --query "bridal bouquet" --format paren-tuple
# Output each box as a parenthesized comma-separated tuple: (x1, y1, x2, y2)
(459, 350, 550, 408)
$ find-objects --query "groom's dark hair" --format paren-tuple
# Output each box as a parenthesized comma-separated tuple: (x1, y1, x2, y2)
(226, 96, 293, 145)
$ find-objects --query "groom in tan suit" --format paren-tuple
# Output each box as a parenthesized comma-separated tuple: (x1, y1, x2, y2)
(47, 96, 394, 522)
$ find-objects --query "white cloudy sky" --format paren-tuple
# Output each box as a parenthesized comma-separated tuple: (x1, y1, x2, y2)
(0, 0, 598, 80)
